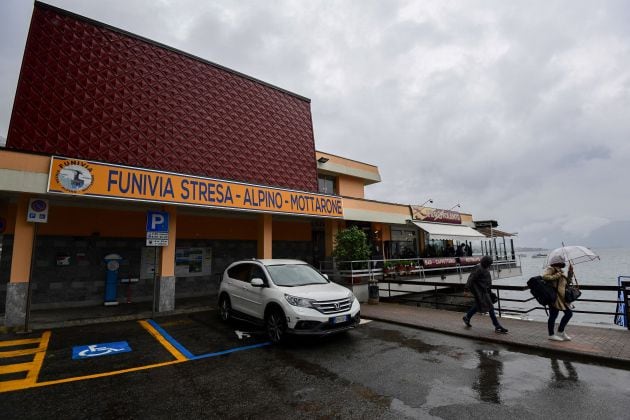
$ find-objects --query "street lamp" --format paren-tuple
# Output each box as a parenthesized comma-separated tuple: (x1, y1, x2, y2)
(450, 203, 461, 210)
(420, 198, 433, 207)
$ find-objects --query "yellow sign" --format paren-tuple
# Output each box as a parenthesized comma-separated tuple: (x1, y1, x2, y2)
(47, 157, 343, 218)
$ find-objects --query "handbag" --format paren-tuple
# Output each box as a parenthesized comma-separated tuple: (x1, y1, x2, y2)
(564, 284, 581, 303)
(564, 273, 581, 303)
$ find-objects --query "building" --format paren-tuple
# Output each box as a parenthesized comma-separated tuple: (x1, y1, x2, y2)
(0, 2, 517, 327)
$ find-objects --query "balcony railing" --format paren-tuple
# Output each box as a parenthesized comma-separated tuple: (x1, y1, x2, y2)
(319, 257, 521, 285)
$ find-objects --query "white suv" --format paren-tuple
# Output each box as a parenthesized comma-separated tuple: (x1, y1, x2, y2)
(218, 259, 360, 343)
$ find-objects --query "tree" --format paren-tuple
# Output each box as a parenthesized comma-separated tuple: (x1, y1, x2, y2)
(332, 226, 370, 269)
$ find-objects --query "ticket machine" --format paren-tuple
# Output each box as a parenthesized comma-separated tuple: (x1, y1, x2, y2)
(104, 253, 123, 306)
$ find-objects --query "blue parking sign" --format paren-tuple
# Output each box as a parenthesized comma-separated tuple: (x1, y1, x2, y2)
(146, 211, 169, 232)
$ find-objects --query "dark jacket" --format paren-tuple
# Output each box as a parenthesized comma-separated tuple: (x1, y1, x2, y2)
(466, 264, 493, 313)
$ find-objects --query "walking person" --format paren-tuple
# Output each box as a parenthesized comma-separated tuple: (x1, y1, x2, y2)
(462, 256, 508, 333)
(543, 255, 574, 341)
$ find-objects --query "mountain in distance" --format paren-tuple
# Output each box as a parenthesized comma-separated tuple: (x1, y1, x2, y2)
(516, 247, 548, 252)
(579, 220, 630, 249)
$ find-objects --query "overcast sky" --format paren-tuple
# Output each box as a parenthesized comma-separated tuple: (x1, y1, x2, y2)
(2, 0, 630, 248)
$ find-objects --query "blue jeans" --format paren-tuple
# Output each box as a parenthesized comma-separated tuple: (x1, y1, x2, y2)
(465, 304, 500, 328)
(548, 307, 573, 336)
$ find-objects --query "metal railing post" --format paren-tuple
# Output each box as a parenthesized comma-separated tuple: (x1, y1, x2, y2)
(623, 281, 630, 331)
(496, 288, 502, 317)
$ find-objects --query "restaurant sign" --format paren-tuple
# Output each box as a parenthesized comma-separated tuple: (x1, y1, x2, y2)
(410, 205, 461, 224)
(47, 157, 343, 218)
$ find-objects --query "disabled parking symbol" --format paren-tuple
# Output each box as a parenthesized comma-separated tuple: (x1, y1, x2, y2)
(72, 341, 132, 359)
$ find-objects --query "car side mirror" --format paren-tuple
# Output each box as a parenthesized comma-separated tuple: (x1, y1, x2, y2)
(250, 277, 265, 287)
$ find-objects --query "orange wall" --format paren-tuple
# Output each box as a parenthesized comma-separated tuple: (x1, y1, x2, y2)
(177, 215, 257, 240)
(34, 206, 146, 237)
(1, 202, 315, 242)
(337, 175, 365, 199)
(0, 150, 50, 173)
(342, 197, 411, 215)
(315, 151, 379, 177)
(273, 220, 312, 241)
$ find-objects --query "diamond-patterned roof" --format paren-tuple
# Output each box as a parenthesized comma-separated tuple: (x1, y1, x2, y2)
(7, 3, 318, 192)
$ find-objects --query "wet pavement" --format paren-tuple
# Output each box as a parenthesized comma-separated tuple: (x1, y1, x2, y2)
(362, 302, 630, 366)
(1, 310, 630, 419)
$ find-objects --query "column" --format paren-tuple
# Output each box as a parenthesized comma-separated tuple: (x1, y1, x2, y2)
(324, 219, 340, 258)
(257, 214, 272, 259)
(5, 195, 35, 327)
(158, 206, 177, 312)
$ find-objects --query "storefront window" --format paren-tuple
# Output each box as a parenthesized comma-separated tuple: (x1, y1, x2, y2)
(386, 226, 418, 259)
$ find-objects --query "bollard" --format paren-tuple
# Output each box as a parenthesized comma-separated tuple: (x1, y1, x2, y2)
(368, 281, 379, 305)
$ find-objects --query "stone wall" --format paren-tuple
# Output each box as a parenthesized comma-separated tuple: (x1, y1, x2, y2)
(0, 235, 260, 311)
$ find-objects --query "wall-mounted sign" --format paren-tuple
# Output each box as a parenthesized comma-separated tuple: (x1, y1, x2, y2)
(48, 157, 343, 218)
(146, 211, 169, 247)
(410, 205, 461, 224)
(27, 198, 49, 223)
(422, 258, 457, 268)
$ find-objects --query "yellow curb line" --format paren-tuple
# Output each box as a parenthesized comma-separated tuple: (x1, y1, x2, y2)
(138, 320, 188, 361)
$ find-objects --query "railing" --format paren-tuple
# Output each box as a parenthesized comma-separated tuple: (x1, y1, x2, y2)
(319, 257, 521, 285)
(377, 279, 629, 330)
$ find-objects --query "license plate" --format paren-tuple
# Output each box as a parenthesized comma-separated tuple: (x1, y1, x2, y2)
(330, 315, 349, 324)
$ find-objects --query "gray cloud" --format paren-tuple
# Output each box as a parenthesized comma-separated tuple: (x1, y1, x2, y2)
(2, 0, 630, 247)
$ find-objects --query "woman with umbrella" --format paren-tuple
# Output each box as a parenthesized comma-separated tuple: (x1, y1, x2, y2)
(543, 254, 575, 341)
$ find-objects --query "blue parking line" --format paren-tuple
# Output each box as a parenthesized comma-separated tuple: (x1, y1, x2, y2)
(147, 319, 195, 359)
(147, 319, 271, 361)
(192, 342, 271, 360)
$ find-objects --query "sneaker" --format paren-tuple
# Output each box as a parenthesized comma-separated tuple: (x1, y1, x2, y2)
(495, 326, 508, 334)
(558, 331, 572, 341)
(462, 316, 471, 327)
(548, 334, 564, 342)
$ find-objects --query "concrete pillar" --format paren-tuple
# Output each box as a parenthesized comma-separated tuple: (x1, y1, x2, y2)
(5, 195, 34, 327)
(158, 206, 177, 312)
(325, 219, 339, 257)
(257, 214, 272, 259)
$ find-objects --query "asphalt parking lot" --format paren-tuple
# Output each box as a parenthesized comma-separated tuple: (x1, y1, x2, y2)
(0, 310, 271, 393)
(2, 312, 630, 419)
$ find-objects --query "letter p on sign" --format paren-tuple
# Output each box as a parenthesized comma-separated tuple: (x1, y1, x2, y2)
(146, 211, 169, 233)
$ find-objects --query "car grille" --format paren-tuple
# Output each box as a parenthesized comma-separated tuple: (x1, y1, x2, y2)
(311, 298, 352, 314)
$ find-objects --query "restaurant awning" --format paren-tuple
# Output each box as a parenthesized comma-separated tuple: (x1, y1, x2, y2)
(474, 227, 517, 238)
(410, 221, 487, 241)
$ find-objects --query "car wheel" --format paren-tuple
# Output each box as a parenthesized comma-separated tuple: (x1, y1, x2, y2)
(219, 295, 231, 322)
(265, 308, 287, 343)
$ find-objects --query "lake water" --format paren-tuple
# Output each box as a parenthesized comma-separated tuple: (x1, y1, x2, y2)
(494, 247, 628, 329)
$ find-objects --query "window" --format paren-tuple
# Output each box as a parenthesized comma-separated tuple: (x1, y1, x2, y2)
(227, 264, 252, 282)
(318, 175, 336, 194)
(266, 264, 328, 287)
(249, 265, 268, 285)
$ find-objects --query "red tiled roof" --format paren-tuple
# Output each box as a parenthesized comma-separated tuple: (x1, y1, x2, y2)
(7, 2, 318, 192)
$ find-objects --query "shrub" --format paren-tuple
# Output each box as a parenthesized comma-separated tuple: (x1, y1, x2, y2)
(332, 226, 370, 270)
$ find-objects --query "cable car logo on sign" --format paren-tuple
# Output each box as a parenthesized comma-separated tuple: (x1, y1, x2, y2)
(56, 161, 94, 193)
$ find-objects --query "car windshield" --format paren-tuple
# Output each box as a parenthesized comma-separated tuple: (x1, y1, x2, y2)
(266, 264, 329, 287)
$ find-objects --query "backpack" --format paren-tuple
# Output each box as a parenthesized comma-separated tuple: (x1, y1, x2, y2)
(527, 276, 557, 306)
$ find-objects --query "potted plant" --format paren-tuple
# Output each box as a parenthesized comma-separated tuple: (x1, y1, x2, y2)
(383, 261, 395, 277)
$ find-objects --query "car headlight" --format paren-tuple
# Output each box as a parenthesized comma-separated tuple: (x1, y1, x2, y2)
(284, 294, 315, 308)
(348, 292, 356, 305)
